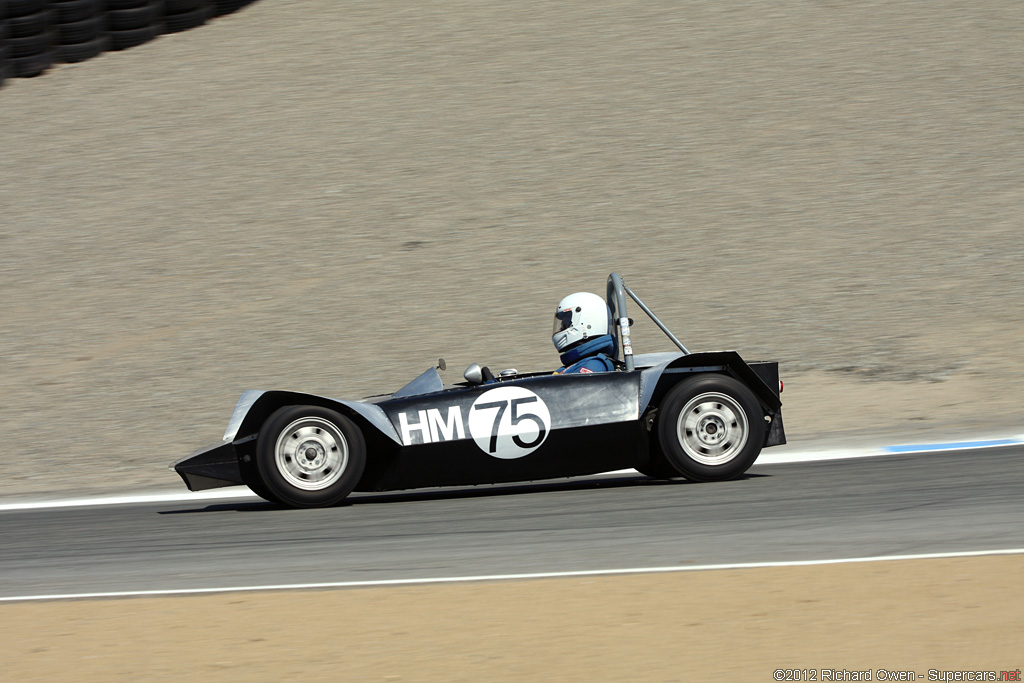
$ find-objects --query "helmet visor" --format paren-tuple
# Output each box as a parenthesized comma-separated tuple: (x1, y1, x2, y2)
(553, 308, 574, 335)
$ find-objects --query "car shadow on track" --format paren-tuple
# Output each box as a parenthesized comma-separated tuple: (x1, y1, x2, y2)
(158, 472, 771, 514)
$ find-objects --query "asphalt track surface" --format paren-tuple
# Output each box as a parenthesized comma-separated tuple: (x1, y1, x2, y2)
(2, 445, 1022, 600)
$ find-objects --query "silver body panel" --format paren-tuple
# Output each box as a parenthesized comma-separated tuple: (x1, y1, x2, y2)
(223, 389, 402, 445)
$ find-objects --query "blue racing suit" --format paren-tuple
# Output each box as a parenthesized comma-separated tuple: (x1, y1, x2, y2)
(555, 335, 617, 374)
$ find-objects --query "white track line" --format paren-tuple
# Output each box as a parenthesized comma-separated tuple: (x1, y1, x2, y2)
(0, 488, 258, 512)
(2, 547, 1022, 603)
(1, 435, 1021, 513)
(759, 436, 1024, 465)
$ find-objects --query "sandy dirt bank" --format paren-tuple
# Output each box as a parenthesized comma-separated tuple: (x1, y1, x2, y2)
(2, 554, 1021, 681)
(1, 1, 1022, 496)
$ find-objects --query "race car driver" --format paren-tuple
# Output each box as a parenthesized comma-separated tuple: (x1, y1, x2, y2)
(552, 292, 617, 374)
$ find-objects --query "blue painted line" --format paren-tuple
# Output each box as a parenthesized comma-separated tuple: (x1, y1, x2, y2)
(882, 438, 1022, 454)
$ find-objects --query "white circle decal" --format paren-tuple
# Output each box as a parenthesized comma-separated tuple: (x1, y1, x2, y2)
(468, 386, 551, 459)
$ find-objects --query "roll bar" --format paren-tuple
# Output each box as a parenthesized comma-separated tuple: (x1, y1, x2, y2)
(606, 272, 690, 371)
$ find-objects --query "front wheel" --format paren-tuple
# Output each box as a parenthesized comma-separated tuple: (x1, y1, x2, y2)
(256, 405, 367, 508)
(654, 374, 765, 482)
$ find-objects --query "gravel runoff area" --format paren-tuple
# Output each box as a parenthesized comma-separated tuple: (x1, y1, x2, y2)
(1, 0, 1022, 496)
(2, 555, 1022, 680)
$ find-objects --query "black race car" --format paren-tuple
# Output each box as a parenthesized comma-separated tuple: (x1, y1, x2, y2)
(173, 273, 785, 508)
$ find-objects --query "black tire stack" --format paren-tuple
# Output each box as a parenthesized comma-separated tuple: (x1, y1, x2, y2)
(0, 0, 255, 88)
(212, 0, 253, 17)
(0, 0, 11, 87)
(51, 0, 107, 63)
(104, 0, 161, 51)
(6, 0, 55, 77)
(163, 0, 210, 34)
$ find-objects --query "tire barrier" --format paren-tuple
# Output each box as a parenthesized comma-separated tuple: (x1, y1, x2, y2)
(6, 0, 54, 77)
(52, 0, 107, 63)
(0, 0, 252, 87)
(0, 2, 10, 87)
(213, 0, 255, 16)
(164, 0, 211, 34)
(105, 0, 161, 51)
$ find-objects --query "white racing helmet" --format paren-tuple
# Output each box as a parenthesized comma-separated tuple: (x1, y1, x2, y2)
(552, 292, 612, 352)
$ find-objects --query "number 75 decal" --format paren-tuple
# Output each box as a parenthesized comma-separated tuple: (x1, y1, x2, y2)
(468, 387, 552, 459)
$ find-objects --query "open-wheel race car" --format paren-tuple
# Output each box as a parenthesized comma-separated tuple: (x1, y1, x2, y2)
(173, 273, 785, 508)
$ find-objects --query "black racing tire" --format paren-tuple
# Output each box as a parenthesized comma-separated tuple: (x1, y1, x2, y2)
(633, 409, 682, 479)
(7, 0, 46, 18)
(9, 30, 52, 57)
(654, 374, 765, 482)
(0, 0, 7, 21)
(256, 405, 367, 508)
(163, 5, 207, 32)
(56, 34, 106, 61)
(213, 0, 253, 16)
(11, 49, 53, 76)
(105, 2, 160, 31)
(164, 0, 203, 13)
(102, 0, 149, 9)
(238, 447, 278, 504)
(56, 15, 104, 44)
(107, 23, 159, 50)
(7, 9, 53, 37)
(50, 0, 102, 24)
(634, 459, 681, 480)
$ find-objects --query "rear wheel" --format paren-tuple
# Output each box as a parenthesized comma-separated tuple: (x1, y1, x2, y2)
(654, 374, 765, 482)
(634, 457, 680, 479)
(256, 405, 366, 508)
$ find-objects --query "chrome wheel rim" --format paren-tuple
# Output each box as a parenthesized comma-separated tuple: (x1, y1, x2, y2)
(676, 392, 748, 466)
(274, 417, 349, 491)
